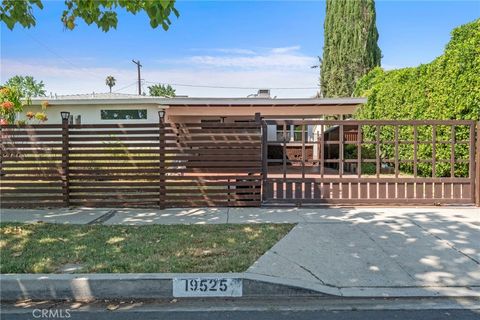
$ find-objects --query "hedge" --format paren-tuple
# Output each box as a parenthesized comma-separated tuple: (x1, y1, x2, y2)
(354, 19, 479, 177)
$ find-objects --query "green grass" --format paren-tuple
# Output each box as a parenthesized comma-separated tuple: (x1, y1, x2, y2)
(0, 223, 293, 274)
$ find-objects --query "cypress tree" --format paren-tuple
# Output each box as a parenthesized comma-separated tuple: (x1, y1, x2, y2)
(320, 0, 381, 97)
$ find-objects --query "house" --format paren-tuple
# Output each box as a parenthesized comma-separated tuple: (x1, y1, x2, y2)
(26, 90, 366, 162)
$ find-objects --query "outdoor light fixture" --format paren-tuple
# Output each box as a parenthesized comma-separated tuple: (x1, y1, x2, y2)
(60, 111, 70, 120)
(158, 110, 165, 118)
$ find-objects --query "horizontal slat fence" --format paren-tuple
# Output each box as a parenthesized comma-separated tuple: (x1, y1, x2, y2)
(1, 120, 262, 208)
(1, 125, 64, 208)
(162, 122, 262, 207)
(67, 123, 161, 207)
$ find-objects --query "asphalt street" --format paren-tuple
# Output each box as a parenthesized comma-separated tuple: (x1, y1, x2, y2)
(2, 297, 480, 320)
(3, 309, 480, 320)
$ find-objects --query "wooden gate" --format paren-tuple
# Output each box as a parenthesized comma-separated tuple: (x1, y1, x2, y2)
(262, 120, 478, 206)
(0, 116, 262, 208)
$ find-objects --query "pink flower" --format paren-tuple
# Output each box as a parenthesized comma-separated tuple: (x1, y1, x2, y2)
(0, 118, 8, 125)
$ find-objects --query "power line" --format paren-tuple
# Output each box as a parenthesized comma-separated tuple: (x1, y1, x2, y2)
(143, 81, 317, 90)
(17, 33, 318, 92)
(20, 31, 144, 95)
(21, 30, 106, 81)
(113, 81, 138, 93)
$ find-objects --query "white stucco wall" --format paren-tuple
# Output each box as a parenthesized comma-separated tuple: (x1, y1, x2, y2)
(22, 104, 162, 124)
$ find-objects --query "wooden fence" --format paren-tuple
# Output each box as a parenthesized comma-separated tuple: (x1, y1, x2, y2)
(0, 117, 262, 208)
(263, 120, 479, 206)
(1, 117, 478, 208)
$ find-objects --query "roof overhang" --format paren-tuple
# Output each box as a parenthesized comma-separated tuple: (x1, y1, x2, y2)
(158, 97, 366, 107)
(30, 97, 366, 107)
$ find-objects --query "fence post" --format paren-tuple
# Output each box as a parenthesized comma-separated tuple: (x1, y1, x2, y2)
(256, 112, 267, 204)
(60, 112, 70, 207)
(159, 111, 166, 209)
(476, 121, 480, 207)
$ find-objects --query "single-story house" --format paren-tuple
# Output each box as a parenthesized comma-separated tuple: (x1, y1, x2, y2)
(26, 90, 366, 161)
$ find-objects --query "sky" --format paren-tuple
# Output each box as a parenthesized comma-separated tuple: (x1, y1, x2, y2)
(1, 0, 479, 98)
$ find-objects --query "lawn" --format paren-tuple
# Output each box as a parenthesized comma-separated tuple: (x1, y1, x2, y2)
(0, 223, 293, 274)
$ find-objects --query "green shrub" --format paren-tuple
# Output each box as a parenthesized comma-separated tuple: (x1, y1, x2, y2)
(355, 19, 480, 177)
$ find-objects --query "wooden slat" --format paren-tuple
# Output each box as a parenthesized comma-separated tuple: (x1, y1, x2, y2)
(1, 202, 64, 208)
(163, 135, 261, 142)
(68, 175, 160, 180)
(1, 144, 63, 149)
(70, 181, 260, 187)
(1, 124, 62, 128)
(69, 162, 161, 167)
(164, 175, 261, 180)
(1, 130, 63, 135)
(1, 169, 61, 174)
(0, 182, 63, 187)
(69, 143, 159, 148)
(69, 123, 158, 129)
(165, 123, 260, 128)
(1, 163, 62, 168)
(69, 167, 260, 174)
(1, 195, 63, 200)
(166, 188, 260, 194)
(68, 149, 160, 154)
(70, 194, 161, 200)
(69, 136, 159, 142)
(1, 189, 62, 194)
(164, 128, 260, 134)
(69, 130, 160, 135)
(3, 137, 63, 142)
(1, 156, 63, 161)
(162, 194, 261, 200)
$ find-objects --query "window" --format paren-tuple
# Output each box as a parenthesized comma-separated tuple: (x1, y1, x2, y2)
(293, 125, 308, 141)
(101, 109, 147, 120)
(276, 124, 290, 141)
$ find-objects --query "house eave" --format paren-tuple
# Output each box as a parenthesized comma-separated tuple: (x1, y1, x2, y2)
(29, 97, 367, 107)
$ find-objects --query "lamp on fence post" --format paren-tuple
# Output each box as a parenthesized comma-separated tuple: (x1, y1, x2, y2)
(61, 111, 70, 122)
(60, 111, 70, 207)
(158, 110, 166, 209)
(158, 110, 165, 121)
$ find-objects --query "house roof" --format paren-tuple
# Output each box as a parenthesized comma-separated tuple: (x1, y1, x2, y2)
(31, 93, 366, 107)
(43, 92, 152, 100)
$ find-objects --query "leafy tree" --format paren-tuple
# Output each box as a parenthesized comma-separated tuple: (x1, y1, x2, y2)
(1, 0, 179, 31)
(320, 0, 381, 97)
(148, 84, 176, 97)
(355, 19, 480, 177)
(4, 75, 46, 98)
(0, 86, 48, 125)
(105, 76, 116, 93)
(0, 86, 23, 124)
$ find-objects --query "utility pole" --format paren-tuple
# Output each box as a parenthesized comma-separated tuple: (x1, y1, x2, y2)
(132, 59, 142, 95)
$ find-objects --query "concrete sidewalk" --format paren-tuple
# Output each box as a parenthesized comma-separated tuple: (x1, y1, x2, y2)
(1, 206, 479, 297)
(1, 206, 479, 225)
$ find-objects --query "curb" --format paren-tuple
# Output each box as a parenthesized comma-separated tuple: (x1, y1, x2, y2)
(2, 273, 480, 301)
(0, 273, 323, 301)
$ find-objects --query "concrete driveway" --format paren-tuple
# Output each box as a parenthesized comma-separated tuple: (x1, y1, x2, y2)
(244, 207, 480, 296)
